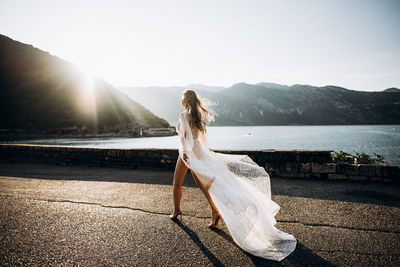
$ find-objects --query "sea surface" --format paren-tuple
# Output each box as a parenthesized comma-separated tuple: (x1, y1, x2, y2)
(4, 125, 400, 166)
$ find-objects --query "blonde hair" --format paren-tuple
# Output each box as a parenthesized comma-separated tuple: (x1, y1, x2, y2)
(182, 89, 212, 133)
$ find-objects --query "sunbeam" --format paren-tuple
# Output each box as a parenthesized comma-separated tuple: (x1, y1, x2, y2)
(76, 68, 98, 131)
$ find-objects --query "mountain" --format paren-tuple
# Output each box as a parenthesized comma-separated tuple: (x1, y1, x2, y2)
(118, 85, 215, 125)
(0, 34, 169, 139)
(185, 84, 225, 93)
(119, 83, 400, 126)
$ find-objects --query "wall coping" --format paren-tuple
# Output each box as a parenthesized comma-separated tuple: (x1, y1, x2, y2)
(0, 144, 333, 153)
(0, 144, 398, 183)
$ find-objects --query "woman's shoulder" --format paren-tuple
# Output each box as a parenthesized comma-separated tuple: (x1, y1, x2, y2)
(179, 110, 188, 118)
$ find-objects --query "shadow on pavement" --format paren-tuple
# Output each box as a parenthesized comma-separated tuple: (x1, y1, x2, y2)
(172, 219, 225, 267)
(271, 177, 400, 208)
(0, 162, 198, 187)
(210, 228, 335, 267)
(1, 162, 399, 207)
(282, 242, 336, 267)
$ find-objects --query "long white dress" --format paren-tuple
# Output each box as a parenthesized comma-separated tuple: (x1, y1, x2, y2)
(177, 111, 297, 261)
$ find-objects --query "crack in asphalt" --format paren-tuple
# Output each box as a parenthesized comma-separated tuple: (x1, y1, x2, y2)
(278, 219, 400, 234)
(0, 194, 210, 219)
(313, 249, 395, 256)
(36, 198, 214, 219)
(37, 198, 172, 216)
(2, 194, 400, 234)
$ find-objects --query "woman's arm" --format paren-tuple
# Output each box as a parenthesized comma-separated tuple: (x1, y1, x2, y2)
(178, 112, 193, 162)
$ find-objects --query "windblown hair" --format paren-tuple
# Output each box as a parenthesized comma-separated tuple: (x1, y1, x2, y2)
(182, 89, 212, 133)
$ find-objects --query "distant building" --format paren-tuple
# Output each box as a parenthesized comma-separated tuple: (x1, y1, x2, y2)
(142, 126, 177, 137)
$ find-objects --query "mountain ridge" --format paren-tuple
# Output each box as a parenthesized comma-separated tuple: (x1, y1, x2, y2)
(119, 83, 400, 126)
(0, 34, 169, 139)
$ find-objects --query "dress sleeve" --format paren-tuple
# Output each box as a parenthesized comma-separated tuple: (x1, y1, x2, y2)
(177, 112, 194, 155)
(199, 130, 210, 149)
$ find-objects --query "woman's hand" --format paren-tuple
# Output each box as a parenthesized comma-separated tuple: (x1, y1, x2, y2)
(183, 153, 189, 162)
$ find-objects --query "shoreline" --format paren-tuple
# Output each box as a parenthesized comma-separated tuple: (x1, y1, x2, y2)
(0, 132, 177, 142)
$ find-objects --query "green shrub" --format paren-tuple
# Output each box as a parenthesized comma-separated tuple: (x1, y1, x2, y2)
(354, 152, 371, 160)
(331, 150, 354, 162)
(371, 153, 385, 163)
(331, 150, 385, 164)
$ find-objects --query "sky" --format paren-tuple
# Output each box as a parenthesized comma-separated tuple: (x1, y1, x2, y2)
(0, 0, 399, 91)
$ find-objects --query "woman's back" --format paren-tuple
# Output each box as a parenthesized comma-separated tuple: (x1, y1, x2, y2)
(182, 112, 209, 159)
(184, 112, 201, 139)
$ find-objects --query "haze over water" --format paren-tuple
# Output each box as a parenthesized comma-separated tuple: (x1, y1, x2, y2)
(7, 125, 400, 166)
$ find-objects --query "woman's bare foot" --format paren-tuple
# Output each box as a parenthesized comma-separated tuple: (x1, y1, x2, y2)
(170, 209, 183, 221)
(208, 211, 221, 228)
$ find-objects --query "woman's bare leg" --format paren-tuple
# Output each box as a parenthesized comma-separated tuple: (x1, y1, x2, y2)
(192, 172, 220, 215)
(172, 156, 188, 217)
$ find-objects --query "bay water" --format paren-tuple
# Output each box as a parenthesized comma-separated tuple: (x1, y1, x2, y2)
(5, 125, 400, 166)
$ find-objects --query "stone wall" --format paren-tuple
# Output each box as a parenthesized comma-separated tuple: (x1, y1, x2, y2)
(0, 144, 398, 183)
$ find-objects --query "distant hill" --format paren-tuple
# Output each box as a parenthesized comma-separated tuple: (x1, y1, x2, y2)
(0, 34, 169, 139)
(118, 85, 214, 125)
(185, 84, 225, 93)
(119, 83, 400, 126)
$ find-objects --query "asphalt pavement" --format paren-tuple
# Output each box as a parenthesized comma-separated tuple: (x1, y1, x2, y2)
(0, 162, 399, 266)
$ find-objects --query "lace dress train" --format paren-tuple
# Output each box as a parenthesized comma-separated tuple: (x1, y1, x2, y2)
(176, 111, 296, 261)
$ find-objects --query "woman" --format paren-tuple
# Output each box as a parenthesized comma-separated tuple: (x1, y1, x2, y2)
(171, 89, 297, 261)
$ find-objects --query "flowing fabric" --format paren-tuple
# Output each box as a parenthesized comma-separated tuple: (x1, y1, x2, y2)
(177, 111, 297, 261)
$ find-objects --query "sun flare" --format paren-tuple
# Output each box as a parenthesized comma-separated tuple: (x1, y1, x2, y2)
(76, 66, 97, 123)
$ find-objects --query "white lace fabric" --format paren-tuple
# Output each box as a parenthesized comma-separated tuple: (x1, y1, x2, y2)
(176, 111, 297, 261)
